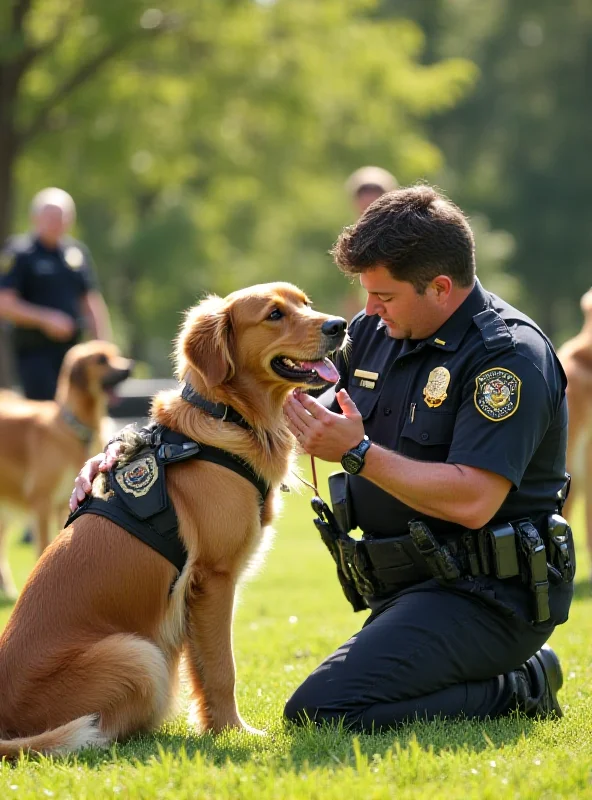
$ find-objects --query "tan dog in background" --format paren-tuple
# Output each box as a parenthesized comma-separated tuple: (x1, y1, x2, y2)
(0, 341, 133, 598)
(0, 282, 345, 757)
(558, 288, 592, 570)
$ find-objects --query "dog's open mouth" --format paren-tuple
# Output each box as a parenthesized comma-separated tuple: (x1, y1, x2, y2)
(102, 370, 132, 405)
(271, 355, 340, 385)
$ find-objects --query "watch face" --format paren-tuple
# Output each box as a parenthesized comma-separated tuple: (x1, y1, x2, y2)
(341, 453, 361, 474)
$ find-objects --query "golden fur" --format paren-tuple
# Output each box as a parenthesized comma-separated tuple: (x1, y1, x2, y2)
(558, 288, 592, 564)
(0, 341, 132, 598)
(0, 282, 345, 756)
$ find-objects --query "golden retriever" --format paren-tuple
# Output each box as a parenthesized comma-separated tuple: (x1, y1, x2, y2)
(0, 282, 345, 756)
(558, 287, 592, 570)
(0, 340, 133, 599)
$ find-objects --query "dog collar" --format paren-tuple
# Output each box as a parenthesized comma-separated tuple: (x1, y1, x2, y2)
(181, 382, 252, 431)
(60, 408, 95, 445)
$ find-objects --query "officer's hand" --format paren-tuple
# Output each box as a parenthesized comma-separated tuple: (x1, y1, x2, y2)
(42, 309, 76, 341)
(284, 388, 365, 461)
(68, 441, 124, 511)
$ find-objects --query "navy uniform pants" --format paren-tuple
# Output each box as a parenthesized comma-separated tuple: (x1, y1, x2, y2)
(284, 576, 567, 730)
(16, 345, 72, 401)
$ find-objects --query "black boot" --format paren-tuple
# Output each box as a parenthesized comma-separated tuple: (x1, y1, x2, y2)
(508, 644, 564, 718)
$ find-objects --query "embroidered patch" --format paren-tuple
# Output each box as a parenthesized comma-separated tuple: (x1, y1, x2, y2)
(423, 366, 451, 408)
(64, 246, 84, 269)
(115, 454, 159, 497)
(474, 367, 521, 421)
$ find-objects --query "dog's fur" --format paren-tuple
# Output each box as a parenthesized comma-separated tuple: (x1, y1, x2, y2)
(0, 341, 132, 599)
(0, 282, 345, 757)
(558, 288, 592, 564)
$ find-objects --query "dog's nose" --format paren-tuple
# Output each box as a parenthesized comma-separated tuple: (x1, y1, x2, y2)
(321, 318, 347, 338)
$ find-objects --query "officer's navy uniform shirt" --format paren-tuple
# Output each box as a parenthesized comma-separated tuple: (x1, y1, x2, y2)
(332, 279, 568, 539)
(0, 234, 96, 351)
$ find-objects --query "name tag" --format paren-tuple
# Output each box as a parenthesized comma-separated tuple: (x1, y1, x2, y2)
(354, 368, 379, 380)
(359, 379, 375, 389)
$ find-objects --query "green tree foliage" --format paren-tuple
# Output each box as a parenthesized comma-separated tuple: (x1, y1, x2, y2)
(382, 0, 592, 341)
(2, 0, 477, 372)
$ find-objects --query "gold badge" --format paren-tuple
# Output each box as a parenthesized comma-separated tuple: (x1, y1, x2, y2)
(423, 366, 451, 408)
(64, 246, 84, 269)
(115, 454, 159, 497)
(474, 367, 521, 422)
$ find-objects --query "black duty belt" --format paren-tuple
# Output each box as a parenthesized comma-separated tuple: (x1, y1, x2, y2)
(313, 493, 576, 623)
(66, 425, 270, 574)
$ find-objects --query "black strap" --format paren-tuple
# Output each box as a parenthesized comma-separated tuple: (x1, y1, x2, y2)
(152, 425, 270, 500)
(181, 382, 252, 431)
(67, 496, 187, 573)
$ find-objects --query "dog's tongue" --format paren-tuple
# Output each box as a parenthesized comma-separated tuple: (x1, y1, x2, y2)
(301, 358, 340, 384)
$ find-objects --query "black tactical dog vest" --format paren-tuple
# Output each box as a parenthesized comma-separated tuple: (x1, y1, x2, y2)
(65, 425, 270, 573)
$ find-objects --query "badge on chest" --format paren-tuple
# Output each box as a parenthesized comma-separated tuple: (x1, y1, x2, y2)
(423, 366, 451, 408)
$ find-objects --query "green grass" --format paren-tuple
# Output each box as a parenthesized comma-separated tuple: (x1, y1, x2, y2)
(1, 458, 592, 798)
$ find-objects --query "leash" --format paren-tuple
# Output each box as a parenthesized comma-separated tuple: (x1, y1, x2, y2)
(290, 454, 322, 499)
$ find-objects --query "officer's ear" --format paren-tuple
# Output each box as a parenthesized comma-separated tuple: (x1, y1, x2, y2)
(178, 295, 235, 389)
(426, 276, 452, 303)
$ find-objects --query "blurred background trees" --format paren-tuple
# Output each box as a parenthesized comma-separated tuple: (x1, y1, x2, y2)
(2, 0, 590, 373)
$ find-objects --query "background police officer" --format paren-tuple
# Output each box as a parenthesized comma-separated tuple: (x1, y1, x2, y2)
(345, 165, 398, 218)
(0, 187, 112, 401)
(283, 184, 572, 729)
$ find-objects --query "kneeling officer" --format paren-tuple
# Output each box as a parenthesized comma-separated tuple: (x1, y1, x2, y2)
(284, 185, 574, 730)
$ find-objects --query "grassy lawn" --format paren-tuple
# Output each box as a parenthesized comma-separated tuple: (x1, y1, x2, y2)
(1, 458, 591, 798)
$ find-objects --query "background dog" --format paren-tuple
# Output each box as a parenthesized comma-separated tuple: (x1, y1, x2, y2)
(558, 288, 592, 574)
(0, 282, 345, 757)
(0, 340, 133, 598)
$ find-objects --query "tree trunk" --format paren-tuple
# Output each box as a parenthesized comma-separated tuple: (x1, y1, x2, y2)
(0, 74, 21, 388)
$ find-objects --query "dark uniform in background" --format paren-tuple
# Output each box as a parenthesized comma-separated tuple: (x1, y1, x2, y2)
(0, 234, 97, 400)
(285, 279, 573, 729)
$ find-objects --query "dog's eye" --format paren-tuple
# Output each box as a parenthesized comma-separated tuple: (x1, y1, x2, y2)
(268, 309, 283, 321)
(96, 354, 108, 365)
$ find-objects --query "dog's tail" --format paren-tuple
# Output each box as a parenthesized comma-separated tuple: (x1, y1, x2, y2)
(0, 714, 108, 758)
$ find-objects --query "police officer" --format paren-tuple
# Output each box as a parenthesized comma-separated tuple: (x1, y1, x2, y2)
(346, 165, 398, 218)
(0, 187, 112, 401)
(283, 184, 573, 729)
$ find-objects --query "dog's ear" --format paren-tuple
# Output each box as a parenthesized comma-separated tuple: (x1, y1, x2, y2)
(70, 359, 88, 390)
(178, 296, 235, 389)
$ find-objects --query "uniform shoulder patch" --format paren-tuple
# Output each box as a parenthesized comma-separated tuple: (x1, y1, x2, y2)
(474, 367, 521, 421)
(64, 246, 84, 269)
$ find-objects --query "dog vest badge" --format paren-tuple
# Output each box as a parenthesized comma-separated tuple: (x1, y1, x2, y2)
(116, 454, 159, 497)
(423, 366, 450, 408)
(474, 367, 521, 421)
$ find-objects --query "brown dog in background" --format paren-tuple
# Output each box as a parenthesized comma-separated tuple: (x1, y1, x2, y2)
(558, 288, 592, 571)
(0, 341, 133, 598)
(0, 282, 345, 757)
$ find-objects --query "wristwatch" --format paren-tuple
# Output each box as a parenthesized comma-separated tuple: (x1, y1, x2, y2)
(340, 435, 371, 475)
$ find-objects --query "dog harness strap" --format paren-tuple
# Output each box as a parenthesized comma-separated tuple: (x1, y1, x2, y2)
(65, 425, 271, 574)
(181, 382, 252, 431)
(66, 497, 187, 573)
(153, 425, 270, 500)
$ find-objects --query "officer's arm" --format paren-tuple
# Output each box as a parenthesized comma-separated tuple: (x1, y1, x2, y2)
(81, 290, 112, 340)
(361, 450, 512, 529)
(0, 288, 57, 331)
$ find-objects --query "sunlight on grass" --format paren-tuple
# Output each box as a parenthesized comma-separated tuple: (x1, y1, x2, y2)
(1, 458, 591, 798)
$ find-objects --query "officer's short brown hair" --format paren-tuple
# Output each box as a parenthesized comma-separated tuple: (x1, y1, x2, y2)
(331, 184, 475, 292)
